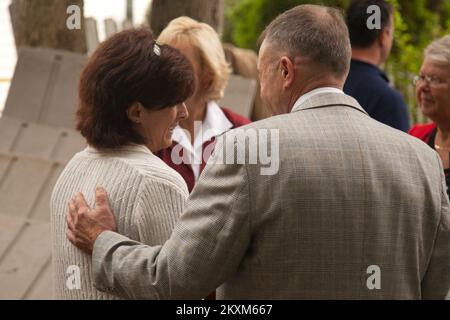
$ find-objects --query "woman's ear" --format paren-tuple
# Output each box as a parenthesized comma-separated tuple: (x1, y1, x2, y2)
(198, 57, 213, 90)
(126, 102, 143, 124)
(201, 70, 213, 91)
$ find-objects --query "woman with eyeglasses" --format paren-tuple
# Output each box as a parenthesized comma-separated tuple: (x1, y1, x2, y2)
(409, 35, 450, 198)
(51, 29, 194, 299)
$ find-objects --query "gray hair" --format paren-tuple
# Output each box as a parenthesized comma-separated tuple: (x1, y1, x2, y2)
(424, 35, 450, 67)
(260, 4, 351, 77)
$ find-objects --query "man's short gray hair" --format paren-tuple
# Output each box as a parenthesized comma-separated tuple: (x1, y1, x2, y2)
(260, 4, 351, 77)
(424, 35, 450, 67)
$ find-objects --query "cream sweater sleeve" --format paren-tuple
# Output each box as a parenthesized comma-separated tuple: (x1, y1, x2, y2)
(133, 178, 188, 246)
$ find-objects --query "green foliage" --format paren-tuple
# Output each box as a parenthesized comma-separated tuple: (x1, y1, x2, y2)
(224, 0, 450, 123)
(224, 0, 350, 50)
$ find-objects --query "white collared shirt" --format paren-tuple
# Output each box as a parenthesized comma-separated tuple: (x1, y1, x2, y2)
(291, 87, 344, 113)
(171, 101, 233, 180)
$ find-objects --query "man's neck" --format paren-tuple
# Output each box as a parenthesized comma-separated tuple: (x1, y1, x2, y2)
(351, 48, 382, 67)
(287, 79, 344, 112)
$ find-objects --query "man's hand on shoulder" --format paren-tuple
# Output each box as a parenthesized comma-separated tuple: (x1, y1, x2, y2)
(66, 187, 117, 254)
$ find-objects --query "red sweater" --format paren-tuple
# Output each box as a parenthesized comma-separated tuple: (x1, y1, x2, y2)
(409, 122, 450, 201)
(156, 107, 251, 193)
(409, 123, 436, 143)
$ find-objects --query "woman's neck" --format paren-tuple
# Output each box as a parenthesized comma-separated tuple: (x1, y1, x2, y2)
(437, 125, 450, 144)
(432, 113, 450, 139)
(436, 127, 450, 169)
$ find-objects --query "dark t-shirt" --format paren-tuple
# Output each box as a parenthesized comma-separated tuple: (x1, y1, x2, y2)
(344, 59, 410, 132)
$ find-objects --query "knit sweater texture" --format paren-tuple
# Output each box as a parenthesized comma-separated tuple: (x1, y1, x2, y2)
(51, 144, 188, 299)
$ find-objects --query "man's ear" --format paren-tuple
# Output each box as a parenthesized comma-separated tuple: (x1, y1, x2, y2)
(280, 56, 295, 89)
(126, 102, 143, 124)
(378, 27, 390, 48)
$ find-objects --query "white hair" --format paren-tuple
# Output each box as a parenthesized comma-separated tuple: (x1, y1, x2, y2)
(424, 35, 450, 66)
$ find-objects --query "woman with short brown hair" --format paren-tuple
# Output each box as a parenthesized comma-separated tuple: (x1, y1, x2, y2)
(51, 28, 194, 299)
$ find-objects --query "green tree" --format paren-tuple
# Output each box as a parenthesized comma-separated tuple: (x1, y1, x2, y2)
(224, 0, 350, 50)
(146, 0, 224, 37)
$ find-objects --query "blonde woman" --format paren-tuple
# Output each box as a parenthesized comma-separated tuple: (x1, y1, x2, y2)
(156, 17, 251, 193)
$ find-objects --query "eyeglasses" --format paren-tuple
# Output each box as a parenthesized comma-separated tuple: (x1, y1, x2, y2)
(412, 75, 447, 87)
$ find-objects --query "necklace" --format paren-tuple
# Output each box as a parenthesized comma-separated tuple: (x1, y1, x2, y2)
(435, 130, 450, 151)
(435, 144, 450, 151)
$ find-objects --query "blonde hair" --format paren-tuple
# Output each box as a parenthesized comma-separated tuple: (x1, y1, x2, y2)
(157, 16, 231, 101)
(424, 35, 450, 67)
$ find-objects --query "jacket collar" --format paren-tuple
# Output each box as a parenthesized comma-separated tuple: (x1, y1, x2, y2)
(291, 91, 369, 116)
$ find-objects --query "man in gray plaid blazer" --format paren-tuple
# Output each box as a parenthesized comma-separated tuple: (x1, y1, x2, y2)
(67, 4, 450, 299)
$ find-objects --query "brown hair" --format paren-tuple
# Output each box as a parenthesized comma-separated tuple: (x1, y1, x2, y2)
(76, 28, 194, 149)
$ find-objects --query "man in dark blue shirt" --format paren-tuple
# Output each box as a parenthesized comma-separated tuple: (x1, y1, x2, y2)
(344, 0, 410, 132)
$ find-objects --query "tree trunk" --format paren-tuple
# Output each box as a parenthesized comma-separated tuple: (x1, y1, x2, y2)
(148, 0, 224, 37)
(126, 0, 133, 23)
(10, 0, 86, 54)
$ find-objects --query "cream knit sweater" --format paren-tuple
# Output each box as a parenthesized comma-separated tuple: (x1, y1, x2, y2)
(50, 144, 188, 300)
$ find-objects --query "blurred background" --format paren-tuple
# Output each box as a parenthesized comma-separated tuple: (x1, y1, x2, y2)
(0, 0, 150, 115)
(1, 0, 449, 121)
(223, 0, 450, 123)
